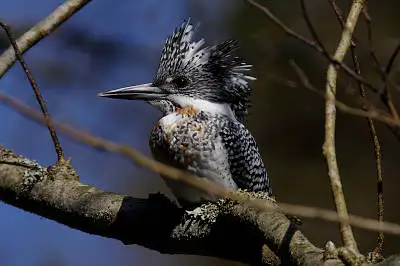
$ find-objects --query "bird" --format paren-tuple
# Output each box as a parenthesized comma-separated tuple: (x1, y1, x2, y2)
(98, 19, 272, 207)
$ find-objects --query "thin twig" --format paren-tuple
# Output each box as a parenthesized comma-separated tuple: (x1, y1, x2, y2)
(289, 61, 395, 126)
(272, 64, 400, 127)
(333, 1, 400, 100)
(328, 0, 385, 258)
(359, 5, 400, 145)
(362, 7, 385, 80)
(2, 91, 400, 236)
(0, 0, 92, 78)
(362, 7, 387, 82)
(381, 51, 400, 143)
(0, 22, 65, 163)
(362, 5, 372, 41)
(361, 6, 400, 120)
(245, 0, 321, 52)
(300, 0, 330, 59)
(245, 0, 377, 92)
(331, 0, 397, 121)
(351, 44, 384, 260)
(323, 0, 364, 252)
(382, 43, 400, 120)
(277, 203, 400, 236)
(384, 43, 400, 79)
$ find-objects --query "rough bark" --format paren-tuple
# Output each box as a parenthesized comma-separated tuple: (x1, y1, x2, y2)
(1, 145, 398, 265)
(0, 145, 326, 265)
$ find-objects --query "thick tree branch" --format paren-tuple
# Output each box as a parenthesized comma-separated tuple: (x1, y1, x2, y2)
(2, 90, 400, 237)
(0, 145, 330, 265)
(3, 90, 400, 238)
(1, 92, 399, 265)
(0, 0, 399, 265)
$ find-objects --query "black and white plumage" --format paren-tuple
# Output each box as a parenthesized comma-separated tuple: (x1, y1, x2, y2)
(98, 19, 271, 206)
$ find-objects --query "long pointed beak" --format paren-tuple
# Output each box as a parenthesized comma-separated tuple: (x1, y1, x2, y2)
(98, 83, 165, 100)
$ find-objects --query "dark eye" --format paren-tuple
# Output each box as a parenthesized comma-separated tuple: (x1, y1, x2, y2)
(172, 76, 189, 88)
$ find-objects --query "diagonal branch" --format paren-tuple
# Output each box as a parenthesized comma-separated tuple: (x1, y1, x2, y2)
(381, 42, 400, 120)
(300, 0, 330, 60)
(2, 90, 400, 236)
(361, 6, 400, 144)
(363, 7, 400, 120)
(0, 0, 399, 264)
(245, 0, 377, 92)
(3, 124, 400, 265)
(0, 0, 92, 78)
(0, 22, 65, 162)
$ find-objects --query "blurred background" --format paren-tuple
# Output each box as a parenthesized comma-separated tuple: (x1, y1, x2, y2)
(0, 0, 399, 265)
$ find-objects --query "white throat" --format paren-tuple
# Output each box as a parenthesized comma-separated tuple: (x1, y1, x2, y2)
(170, 95, 236, 119)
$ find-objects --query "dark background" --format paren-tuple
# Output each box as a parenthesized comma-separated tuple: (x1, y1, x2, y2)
(0, 1, 399, 265)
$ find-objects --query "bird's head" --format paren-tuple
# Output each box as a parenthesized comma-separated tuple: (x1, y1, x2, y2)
(99, 19, 256, 122)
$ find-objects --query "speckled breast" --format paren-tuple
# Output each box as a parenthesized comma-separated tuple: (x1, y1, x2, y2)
(149, 110, 213, 169)
(148, 108, 237, 204)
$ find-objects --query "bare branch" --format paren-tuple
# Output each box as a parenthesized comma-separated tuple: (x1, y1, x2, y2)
(2, 90, 400, 237)
(300, 0, 330, 59)
(247, 0, 400, 145)
(0, 0, 399, 264)
(3, 122, 400, 265)
(381, 42, 400, 119)
(384, 43, 400, 79)
(361, 7, 400, 120)
(245, 0, 377, 92)
(352, 41, 385, 263)
(360, 5, 400, 95)
(328, 1, 384, 259)
(289, 61, 400, 238)
(286, 61, 400, 128)
(245, 0, 320, 51)
(0, 0, 92, 78)
(0, 22, 65, 162)
(0, 145, 328, 265)
(330, 1, 400, 145)
(323, 0, 365, 252)
(352, 41, 385, 262)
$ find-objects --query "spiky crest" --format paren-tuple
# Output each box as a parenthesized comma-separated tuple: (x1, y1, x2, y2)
(154, 19, 255, 122)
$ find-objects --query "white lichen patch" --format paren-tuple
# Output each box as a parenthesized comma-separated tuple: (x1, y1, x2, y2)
(22, 166, 47, 186)
(184, 202, 220, 224)
(173, 202, 222, 239)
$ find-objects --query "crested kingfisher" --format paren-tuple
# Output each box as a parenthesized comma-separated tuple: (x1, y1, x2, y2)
(99, 19, 272, 207)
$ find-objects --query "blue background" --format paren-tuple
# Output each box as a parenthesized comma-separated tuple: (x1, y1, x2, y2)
(1, 1, 400, 265)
